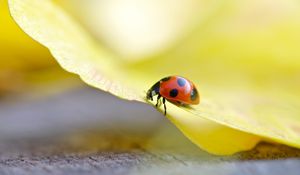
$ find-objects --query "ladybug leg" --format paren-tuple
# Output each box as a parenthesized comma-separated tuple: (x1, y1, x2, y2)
(156, 94, 161, 107)
(162, 98, 167, 115)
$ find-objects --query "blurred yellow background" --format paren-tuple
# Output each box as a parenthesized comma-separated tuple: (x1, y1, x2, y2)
(0, 1, 76, 96)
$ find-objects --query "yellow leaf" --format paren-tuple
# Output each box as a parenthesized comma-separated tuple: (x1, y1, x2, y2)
(8, 0, 144, 101)
(8, 0, 300, 155)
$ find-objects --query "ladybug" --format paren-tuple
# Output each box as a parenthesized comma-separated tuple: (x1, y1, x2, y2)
(146, 76, 200, 115)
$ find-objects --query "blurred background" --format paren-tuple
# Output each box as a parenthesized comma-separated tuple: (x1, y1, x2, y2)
(1, 0, 300, 174)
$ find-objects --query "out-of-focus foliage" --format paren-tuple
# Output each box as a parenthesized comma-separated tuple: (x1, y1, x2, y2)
(57, 0, 217, 60)
(8, 0, 300, 155)
(0, 1, 75, 96)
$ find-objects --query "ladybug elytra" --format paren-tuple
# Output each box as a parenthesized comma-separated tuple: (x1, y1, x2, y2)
(146, 76, 200, 115)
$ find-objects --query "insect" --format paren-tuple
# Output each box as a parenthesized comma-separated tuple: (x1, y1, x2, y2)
(146, 76, 200, 115)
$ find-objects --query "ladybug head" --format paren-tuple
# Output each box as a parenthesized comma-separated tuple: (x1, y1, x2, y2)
(146, 90, 153, 101)
(146, 81, 160, 101)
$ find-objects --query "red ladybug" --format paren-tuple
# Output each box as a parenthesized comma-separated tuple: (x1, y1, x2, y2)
(146, 76, 200, 115)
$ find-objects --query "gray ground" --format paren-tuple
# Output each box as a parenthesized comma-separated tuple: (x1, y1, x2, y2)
(0, 85, 300, 175)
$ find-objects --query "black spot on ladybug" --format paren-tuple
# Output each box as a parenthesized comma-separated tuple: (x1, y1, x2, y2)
(161, 76, 171, 82)
(190, 88, 198, 101)
(169, 89, 178, 97)
(177, 78, 186, 87)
